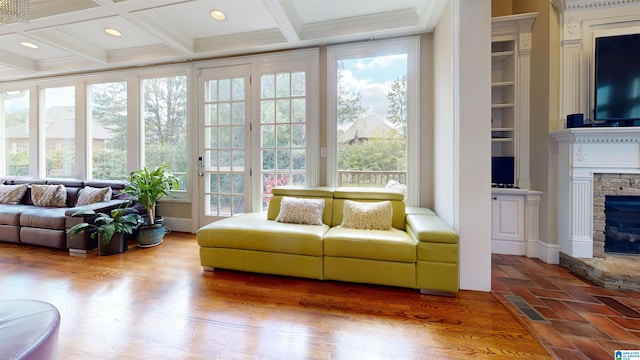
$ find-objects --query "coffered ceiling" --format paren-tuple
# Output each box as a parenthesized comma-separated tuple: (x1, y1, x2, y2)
(0, 0, 447, 82)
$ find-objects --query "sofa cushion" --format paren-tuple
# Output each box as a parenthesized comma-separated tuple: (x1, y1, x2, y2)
(19, 208, 67, 230)
(197, 212, 328, 256)
(406, 214, 459, 244)
(31, 185, 67, 207)
(323, 226, 416, 262)
(0, 204, 33, 226)
(340, 200, 392, 230)
(268, 187, 334, 225)
(76, 186, 112, 206)
(0, 184, 28, 205)
(275, 196, 324, 225)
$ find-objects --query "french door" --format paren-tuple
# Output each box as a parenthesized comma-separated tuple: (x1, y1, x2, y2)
(197, 50, 319, 228)
(198, 65, 251, 226)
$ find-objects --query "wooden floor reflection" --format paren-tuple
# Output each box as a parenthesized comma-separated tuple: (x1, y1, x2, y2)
(0, 233, 550, 359)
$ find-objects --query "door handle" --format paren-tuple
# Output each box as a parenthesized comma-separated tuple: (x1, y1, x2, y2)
(198, 156, 204, 176)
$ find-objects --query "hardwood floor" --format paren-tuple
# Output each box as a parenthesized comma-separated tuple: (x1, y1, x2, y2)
(0, 233, 550, 359)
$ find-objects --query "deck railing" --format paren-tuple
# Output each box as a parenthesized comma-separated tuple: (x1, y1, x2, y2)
(338, 170, 406, 187)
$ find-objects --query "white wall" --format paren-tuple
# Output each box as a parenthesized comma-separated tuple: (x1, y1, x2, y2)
(434, 0, 492, 291)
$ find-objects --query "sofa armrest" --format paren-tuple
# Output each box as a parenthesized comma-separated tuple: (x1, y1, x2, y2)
(406, 213, 458, 244)
(64, 199, 131, 217)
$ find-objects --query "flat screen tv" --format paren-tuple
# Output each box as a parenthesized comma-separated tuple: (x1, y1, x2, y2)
(594, 33, 640, 126)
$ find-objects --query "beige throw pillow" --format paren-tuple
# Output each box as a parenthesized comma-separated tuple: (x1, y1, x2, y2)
(341, 200, 393, 230)
(31, 184, 67, 207)
(76, 186, 112, 206)
(275, 196, 325, 225)
(0, 184, 28, 204)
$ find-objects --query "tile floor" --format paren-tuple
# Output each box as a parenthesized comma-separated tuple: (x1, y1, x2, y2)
(492, 254, 640, 359)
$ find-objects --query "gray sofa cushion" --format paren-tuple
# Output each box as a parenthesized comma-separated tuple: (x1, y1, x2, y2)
(0, 204, 33, 226)
(20, 208, 67, 230)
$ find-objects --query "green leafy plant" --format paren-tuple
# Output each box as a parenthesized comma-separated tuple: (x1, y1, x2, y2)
(67, 207, 142, 245)
(124, 164, 179, 224)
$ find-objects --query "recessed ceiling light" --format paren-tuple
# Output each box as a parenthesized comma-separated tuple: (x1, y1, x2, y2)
(20, 41, 38, 49)
(210, 10, 226, 21)
(105, 28, 122, 37)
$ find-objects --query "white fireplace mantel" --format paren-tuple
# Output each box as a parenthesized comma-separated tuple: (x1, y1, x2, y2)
(551, 127, 640, 258)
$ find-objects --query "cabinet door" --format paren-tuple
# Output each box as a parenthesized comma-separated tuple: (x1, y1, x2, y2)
(491, 194, 524, 241)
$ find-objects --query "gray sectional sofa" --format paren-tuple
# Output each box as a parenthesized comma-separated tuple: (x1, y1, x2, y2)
(0, 178, 134, 253)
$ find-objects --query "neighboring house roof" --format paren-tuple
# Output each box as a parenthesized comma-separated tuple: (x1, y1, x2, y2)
(339, 114, 399, 144)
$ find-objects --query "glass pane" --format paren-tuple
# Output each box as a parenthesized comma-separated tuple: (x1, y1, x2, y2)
(276, 99, 290, 123)
(218, 103, 230, 125)
(219, 196, 231, 216)
(262, 150, 274, 170)
(232, 196, 245, 214)
(207, 80, 217, 102)
(261, 100, 275, 123)
(276, 73, 290, 98)
(209, 150, 218, 167)
(276, 149, 290, 170)
(261, 74, 275, 98)
(218, 79, 231, 101)
(261, 125, 274, 147)
(142, 75, 188, 190)
(277, 173, 290, 187)
(292, 149, 306, 170)
(209, 174, 218, 192)
(3, 90, 29, 176)
(292, 173, 305, 185)
(232, 77, 244, 101)
(292, 98, 305, 122)
(232, 149, 244, 169)
(44, 86, 75, 178)
(232, 102, 244, 124)
(232, 126, 244, 149)
(292, 72, 306, 96)
(336, 55, 408, 188)
(208, 127, 217, 148)
(291, 124, 305, 147)
(209, 195, 218, 214)
(218, 127, 230, 148)
(219, 174, 231, 193)
(262, 173, 274, 194)
(219, 150, 231, 168)
(208, 104, 217, 126)
(276, 124, 290, 148)
(232, 174, 244, 193)
(89, 81, 128, 180)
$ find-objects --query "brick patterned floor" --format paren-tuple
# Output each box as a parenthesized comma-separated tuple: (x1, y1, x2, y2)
(492, 254, 640, 359)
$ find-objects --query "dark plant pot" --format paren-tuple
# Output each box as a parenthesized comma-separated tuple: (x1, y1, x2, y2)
(98, 232, 128, 255)
(137, 223, 166, 248)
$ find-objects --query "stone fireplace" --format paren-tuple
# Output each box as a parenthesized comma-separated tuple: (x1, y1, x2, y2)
(551, 127, 640, 290)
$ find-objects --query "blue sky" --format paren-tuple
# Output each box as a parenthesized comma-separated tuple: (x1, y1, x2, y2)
(339, 54, 407, 120)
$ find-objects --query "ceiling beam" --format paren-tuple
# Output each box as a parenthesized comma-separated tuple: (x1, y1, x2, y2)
(0, 52, 38, 73)
(27, 28, 109, 64)
(129, 11, 195, 55)
(415, 0, 447, 30)
(263, 0, 301, 43)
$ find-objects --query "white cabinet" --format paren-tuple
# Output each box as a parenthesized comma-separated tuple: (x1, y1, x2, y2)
(491, 13, 536, 189)
(491, 188, 541, 257)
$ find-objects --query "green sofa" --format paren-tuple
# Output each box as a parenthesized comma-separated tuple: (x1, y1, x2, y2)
(197, 186, 459, 294)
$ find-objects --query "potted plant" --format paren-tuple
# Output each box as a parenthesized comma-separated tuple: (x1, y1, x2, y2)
(124, 164, 179, 247)
(67, 207, 142, 255)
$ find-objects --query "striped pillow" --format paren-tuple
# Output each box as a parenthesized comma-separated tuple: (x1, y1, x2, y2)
(31, 184, 67, 207)
(0, 184, 28, 204)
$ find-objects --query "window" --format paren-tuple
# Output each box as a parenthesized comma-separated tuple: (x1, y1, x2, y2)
(141, 75, 188, 190)
(43, 86, 75, 178)
(259, 71, 308, 209)
(1, 90, 29, 176)
(88, 81, 128, 180)
(327, 39, 419, 204)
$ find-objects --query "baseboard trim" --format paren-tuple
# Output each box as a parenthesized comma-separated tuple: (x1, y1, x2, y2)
(163, 217, 193, 233)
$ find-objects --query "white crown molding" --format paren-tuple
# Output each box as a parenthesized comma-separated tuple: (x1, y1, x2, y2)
(552, 0, 640, 11)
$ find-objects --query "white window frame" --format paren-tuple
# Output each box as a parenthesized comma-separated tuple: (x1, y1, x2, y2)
(326, 38, 420, 206)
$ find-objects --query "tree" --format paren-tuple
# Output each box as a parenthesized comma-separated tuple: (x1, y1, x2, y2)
(386, 75, 407, 134)
(337, 63, 367, 129)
